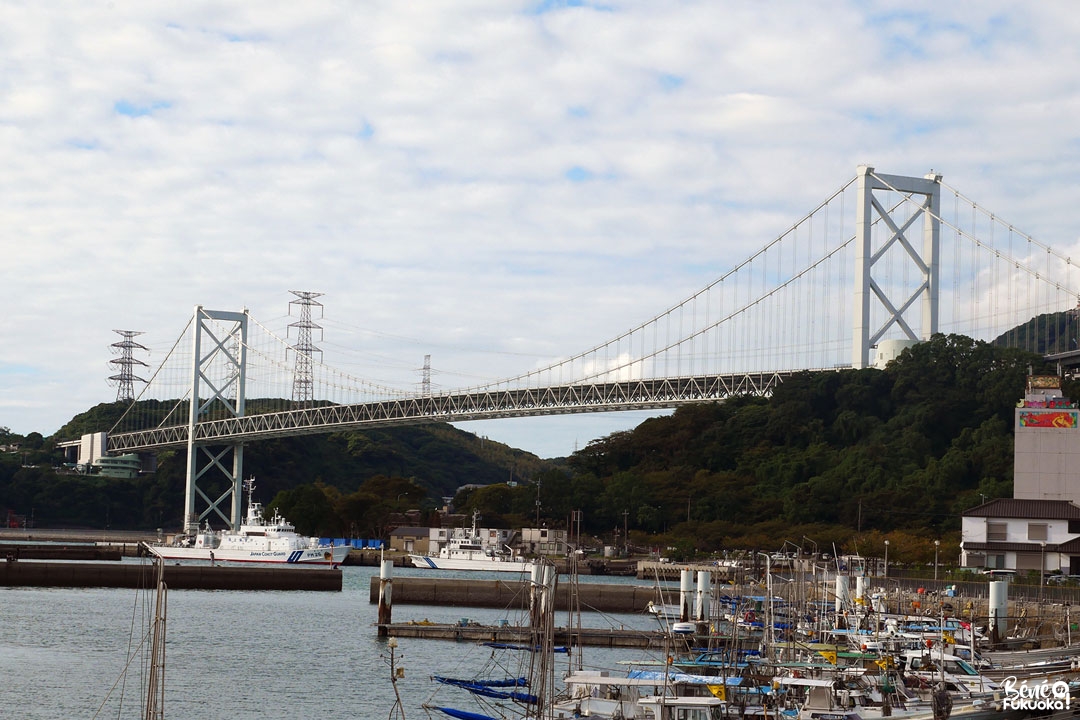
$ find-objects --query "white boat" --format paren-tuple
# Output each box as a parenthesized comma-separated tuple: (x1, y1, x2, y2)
(408, 510, 534, 573)
(147, 479, 349, 566)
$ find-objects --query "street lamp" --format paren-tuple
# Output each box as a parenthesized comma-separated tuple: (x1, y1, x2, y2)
(934, 540, 940, 582)
(884, 540, 890, 579)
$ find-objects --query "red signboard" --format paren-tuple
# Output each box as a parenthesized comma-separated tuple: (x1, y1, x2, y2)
(1019, 411, 1079, 428)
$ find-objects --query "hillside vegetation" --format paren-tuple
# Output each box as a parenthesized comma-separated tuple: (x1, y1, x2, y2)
(2, 330, 1075, 563)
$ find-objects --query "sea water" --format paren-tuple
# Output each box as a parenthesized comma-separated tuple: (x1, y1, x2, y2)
(0, 563, 666, 719)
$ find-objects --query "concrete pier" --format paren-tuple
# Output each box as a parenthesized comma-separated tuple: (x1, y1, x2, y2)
(369, 576, 657, 612)
(1, 560, 342, 591)
(1, 543, 122, 561)
(382, 621, 668, 649)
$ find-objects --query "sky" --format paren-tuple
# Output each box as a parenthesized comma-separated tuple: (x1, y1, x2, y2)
(2, 1, 1080, 459)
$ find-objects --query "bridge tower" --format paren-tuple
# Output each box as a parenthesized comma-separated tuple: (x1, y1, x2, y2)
(852, 166, 943, 369)
(183, 306, 248, 534)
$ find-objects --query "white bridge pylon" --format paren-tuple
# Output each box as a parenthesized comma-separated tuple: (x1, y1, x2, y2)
(852, 165, 942, 369)
(184, 306, 248, 534)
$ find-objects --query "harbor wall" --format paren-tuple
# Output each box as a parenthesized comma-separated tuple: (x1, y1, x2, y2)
(0, 560, 342, 591)
(368, 576, 656, 612)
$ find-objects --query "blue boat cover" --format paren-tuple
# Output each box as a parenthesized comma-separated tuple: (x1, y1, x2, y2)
(433, 676, 527, 688)
(433, 676, 538, 703)
(431, 707, 501, 720)
(480, 642, 569, 654)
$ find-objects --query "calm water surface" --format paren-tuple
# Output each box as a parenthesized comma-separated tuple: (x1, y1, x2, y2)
(0, 563, 665, 719)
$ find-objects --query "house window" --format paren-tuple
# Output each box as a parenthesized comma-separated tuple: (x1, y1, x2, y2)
(1070, 520, 1080, 534)
(987, 523, 1007, 542)
(985, 554, 1006, 569)
(1028, 524, 1048, 542)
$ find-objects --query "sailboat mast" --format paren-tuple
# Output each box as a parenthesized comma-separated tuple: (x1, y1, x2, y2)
(144, 558, 167, 720)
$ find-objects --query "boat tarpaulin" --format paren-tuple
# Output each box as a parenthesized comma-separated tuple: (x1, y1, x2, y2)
(433, 676, 527, 688)
(430, 707, 501, 720)
(480, 642, 569, 654)
(433, 677, 538, 704)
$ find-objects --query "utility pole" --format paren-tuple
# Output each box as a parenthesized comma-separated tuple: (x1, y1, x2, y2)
(108, 330, 149, 402)
(288, 291, 324, 407)
(622, 508, 629, 556)
(534, 481, 541, 528)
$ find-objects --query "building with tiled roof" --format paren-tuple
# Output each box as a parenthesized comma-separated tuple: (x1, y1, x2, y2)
(960, 375, 1080, 575)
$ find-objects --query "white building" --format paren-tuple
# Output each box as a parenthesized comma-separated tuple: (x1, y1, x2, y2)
(520, 527, 569, 555)
(960, 374, 1080, 576)
(960, 498, 1080, 574)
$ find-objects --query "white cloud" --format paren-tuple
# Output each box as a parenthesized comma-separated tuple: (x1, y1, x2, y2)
(2, 1, 1080, 458)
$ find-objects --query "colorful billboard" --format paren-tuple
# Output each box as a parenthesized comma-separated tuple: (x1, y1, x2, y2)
(1019, 411, 1079, 428)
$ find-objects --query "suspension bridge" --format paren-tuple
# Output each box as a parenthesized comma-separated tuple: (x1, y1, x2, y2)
(68, 166, 1080, 532)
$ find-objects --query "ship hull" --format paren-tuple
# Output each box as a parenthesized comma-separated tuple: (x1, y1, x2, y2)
(408, 554, 535, 573)
(148, 544, 349, 566)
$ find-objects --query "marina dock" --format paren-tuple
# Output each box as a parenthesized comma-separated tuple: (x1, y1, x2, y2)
(0, 560, 342, 591)
(381, 621, 670, 649)
(368, 575, 659, 612)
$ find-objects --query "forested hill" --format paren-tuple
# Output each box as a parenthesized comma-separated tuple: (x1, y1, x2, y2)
(0, 419, 552, 532)
(527, 333, 1067, 552)
(2, 332, 1073, 553)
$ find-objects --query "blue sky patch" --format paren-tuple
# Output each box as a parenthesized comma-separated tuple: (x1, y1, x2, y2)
(529, 0, 585, 14)
(114, 100, 172, 117)
(0, 363, 37, 376)
(565, 166, 594, 182)
(659, 73, 684, 92)
(526, 0, 614, 15)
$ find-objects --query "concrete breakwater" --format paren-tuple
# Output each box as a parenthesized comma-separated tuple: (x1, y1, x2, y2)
(384, 621, 669, 649)
(368, 575, 659, 613)
(0, 560, 342, 591)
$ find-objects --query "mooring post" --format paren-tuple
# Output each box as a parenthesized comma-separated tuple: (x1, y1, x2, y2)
(378, 557, 393, 637)
(695, 570, 711, 622)
(680, 569, 693, 623)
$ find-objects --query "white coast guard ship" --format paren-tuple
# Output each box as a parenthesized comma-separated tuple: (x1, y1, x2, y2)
(408, 510, 534, 573)
(147, 479, 349, 566)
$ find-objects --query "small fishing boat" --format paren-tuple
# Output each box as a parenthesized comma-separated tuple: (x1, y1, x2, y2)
(146, 479, 348, 566)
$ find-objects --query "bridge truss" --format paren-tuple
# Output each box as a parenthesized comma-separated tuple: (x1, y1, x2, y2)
(92, 167, 1080, 532)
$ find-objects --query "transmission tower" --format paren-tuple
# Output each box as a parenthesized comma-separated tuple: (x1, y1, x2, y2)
(422, 354, 432, 396)
(107, 330, 149, 402)
(287, 291, 324, 406)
